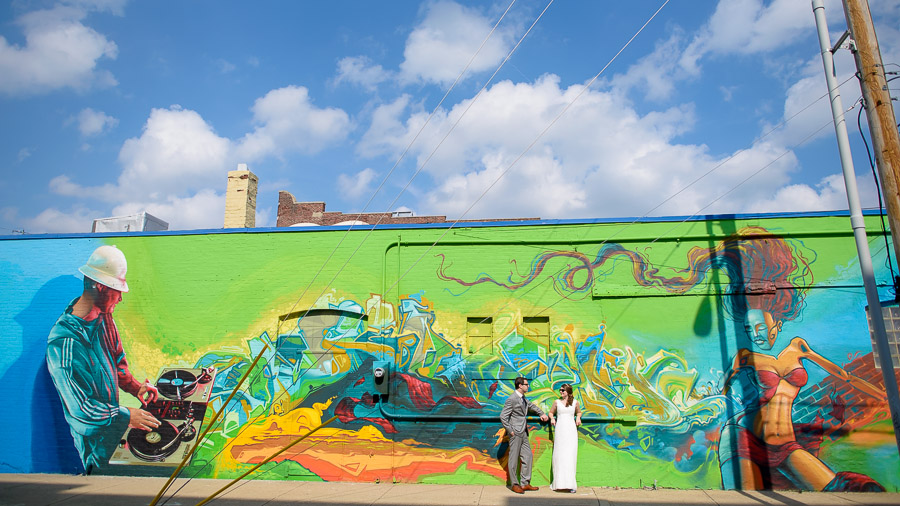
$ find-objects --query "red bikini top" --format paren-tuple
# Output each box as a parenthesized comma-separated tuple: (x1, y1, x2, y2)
(756, 367, 808, 403)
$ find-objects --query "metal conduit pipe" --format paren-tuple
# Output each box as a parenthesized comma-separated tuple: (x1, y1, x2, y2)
(378, 403, 637, 425)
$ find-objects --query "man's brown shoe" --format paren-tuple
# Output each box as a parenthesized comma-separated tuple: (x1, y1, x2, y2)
(511, 485, 525, 494)
(523, 484, 539, 491)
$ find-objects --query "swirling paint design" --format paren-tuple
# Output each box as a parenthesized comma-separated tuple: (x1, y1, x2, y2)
(185, 227, 893, 490)
(436, 243, 667, 295)
(396, 373, 483, 410)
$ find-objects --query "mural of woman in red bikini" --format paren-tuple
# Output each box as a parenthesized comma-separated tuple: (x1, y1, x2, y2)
(696, 228, 886, 491)
(719, 311, 884, 490)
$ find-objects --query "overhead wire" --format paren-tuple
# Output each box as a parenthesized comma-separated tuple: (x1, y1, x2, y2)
(164, 0, 655, 498)
(367, 0, 674, 355)
(420, 67, 867, 355)
(645, 101, 863, 248)
(855, 95, 896, 288)
(474, 113, 876, 355)
(573, 73, 860, 258)
(156, 0, 867, 500)
(347, 0, 521, 220)
(170, 3, 564, 477)
(265, 0, 559, 357)
(229, 0, 847, 378)
(273, 0, 523, 358)
(157, 1, 539, 502)
(274, 2, 895, 473)
(379, 0, 672, 300)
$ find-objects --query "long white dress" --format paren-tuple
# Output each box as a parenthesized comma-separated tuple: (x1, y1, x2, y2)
(550, 399, 578, 491)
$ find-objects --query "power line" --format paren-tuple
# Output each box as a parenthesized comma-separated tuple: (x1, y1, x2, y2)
(371, 0, 672, 314)
(158, 0, 862, 499)
(164, 0, 658, 499)
(646, 104, 861, 247)
(159, 2, 538, 502)
(856, 96, 897, 287)
(417, 75, 869, 354)
(272, 0, 529, 351)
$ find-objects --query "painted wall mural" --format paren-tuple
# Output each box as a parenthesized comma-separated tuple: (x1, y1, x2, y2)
(1, 214, 899, 491)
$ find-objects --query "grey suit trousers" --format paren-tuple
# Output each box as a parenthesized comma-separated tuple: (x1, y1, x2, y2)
(506, 430, 533, 486)
(500, 393, 545, 486)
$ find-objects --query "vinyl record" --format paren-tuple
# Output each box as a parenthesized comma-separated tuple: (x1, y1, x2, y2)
(128, 421, 179, 462)
(157, 369, 199, 400)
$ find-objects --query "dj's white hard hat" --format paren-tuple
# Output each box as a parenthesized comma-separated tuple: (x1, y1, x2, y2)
(78, 245, 129, 292)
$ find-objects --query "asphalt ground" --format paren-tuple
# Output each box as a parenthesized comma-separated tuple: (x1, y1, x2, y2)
(2, 474, 900, 506)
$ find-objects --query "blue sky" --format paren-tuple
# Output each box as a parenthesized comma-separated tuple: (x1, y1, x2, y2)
(1, 0, 899, 233)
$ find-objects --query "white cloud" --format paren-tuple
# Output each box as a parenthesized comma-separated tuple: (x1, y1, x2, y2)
(17, 148, 33, 162)
(756, 39, 868, 155)
(351, 0, 894, 223)
(425, 151, 586, 219)
(610, 32, 686, 101)
(0, 4, 118, 96)
(337, 168, 378, 199)
(613, 0, 854, 103)
(746, 173, 879, 213)
(111, 189, 225, 231)
(680, 0, 844, 75)
(399, 1, 516, 85)
(47, 106, 232, 229)
(255, 205, 273, 228)
(117, 106, 231, 200)
(48, 175, 84, 196)
(334, 56, 391, 91)
(357, 95, 416, 158)
(76, 107, 118, 136)
(236, 85, 352, 160)
(358, 73, 860, 220)
(69, 0, 128, 16)
(216, 58, 236, 74)
(40, 85, 353, 232)
(25, 205, 102, 234)
(720, 85, 737, 102)
(771, 61, 839, 146)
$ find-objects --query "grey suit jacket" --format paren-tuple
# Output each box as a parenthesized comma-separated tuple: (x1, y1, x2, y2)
(500, 392, 545, 436)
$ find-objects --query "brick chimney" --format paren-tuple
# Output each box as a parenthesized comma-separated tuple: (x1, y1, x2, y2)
(224, 164, 258, 228)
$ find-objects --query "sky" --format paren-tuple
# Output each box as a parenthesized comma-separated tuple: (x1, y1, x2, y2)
(1, 0, 900, 234)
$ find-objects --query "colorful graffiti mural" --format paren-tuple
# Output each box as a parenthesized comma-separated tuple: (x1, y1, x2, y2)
(1, 213, 899, 490)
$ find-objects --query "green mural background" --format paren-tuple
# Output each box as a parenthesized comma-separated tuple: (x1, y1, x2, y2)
(2, 213, 899, 490)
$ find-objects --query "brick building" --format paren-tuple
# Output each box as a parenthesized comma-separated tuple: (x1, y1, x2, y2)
(276, 190, 538, 227)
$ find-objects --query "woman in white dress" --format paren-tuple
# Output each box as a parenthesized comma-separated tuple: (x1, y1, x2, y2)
(549, 383, 582, 492)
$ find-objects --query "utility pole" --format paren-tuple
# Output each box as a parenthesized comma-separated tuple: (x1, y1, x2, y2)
(813, 0, 900, 461)
(842, 0, 900, 272)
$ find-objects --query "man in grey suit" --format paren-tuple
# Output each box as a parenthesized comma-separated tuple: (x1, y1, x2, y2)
(500, 376, 548, 494)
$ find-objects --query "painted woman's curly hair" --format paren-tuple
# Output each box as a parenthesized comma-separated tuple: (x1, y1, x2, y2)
(666, 226, 815, 323)
(437, 226, 814, 324)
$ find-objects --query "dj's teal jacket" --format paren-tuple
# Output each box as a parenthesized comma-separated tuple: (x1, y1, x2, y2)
(46, 298, 142, 471)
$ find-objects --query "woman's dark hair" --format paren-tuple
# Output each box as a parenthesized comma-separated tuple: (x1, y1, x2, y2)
(560, 384, 574, 407)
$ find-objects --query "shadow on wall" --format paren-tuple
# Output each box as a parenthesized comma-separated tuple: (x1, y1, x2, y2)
(6, 275, 84, 474)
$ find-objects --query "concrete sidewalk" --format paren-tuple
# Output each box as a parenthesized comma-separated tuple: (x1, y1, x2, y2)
(2, 474, 900, 506)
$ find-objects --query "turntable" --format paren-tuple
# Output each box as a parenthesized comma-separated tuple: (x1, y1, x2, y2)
(110, 367, 216, 466)
(156, 366, 215, 402)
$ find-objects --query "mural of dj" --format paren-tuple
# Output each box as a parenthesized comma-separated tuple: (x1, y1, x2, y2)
(46, 245, 160, 473)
